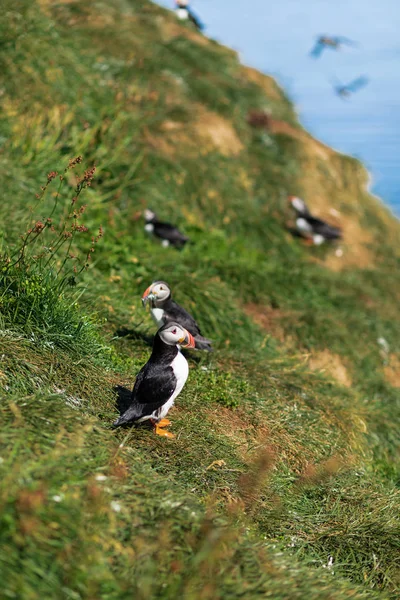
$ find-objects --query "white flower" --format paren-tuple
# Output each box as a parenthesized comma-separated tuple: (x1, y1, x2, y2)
(161, 500, 182, 509)
(95, 474, 107, 482)
(111, 501, 122, 513)
(52, 494, 63, 502)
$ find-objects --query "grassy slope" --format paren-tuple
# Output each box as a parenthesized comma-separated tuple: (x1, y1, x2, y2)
(0, 0, 400, 598)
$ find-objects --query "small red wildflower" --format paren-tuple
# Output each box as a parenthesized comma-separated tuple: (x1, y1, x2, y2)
(68, 156, 83, 169)
(33, 221, 45, 233)
(47, 171, 58, 182)
(83, 165, 96, 185)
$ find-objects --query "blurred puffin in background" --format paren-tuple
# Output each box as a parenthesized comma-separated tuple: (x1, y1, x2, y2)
(310, 35, 357, 58)
(144, 209, 189, 248)
(333, 76, 369, 99)
(142, 281, 213, 351)
(289, 196, 342, 245)
(174, 0, 204, 31)
(113, 322, 195, 437)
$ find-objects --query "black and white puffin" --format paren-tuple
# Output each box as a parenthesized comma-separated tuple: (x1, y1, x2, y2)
(174, 0, 204, 31)
(142, 281, 213, 351)
(333, 76, 369, 99)
(289, 196, 342, 245)
(310, 36, 356, 58)
(113, 322, 195, 437)
(144, 209, 189, 248)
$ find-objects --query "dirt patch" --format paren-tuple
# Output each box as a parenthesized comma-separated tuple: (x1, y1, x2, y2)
(244, 303, 296, 343)
(308, 350, 352, 387)
(160, 19, 210, 47)
(193, 108, 244, 156)
(322, 218, 374, 272)
(205, 406, 256, 458)
(269, 119, 333, 161)
(145, 107, 243, 158)
(241, 67, 283, 101)
(384, 354, 400, 388)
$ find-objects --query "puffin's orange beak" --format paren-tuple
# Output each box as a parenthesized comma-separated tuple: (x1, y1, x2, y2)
(142, 285, 153, 307)
(180, 330, 196, 349)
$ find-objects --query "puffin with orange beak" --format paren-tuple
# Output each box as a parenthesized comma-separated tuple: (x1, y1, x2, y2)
(113, 322, 195, 437)
(142, 281, 213, 351)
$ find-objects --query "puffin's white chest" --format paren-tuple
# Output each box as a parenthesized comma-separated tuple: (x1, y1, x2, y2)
(170, 351, 189, 397)
(156, 351, 189, 421)
(150, 307, 165, 328)
(176, 8, 189, 19)
(296, 217, 312, 234)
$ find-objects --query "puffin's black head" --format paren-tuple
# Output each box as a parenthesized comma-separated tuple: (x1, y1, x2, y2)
(142, 281, 171, 307)
(158, 322, 195, 348)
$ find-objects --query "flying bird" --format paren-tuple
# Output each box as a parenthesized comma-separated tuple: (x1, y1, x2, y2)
(113, 322, 195, 437)
(289, 196, 342, 245)
(333, 76, 369, 99)
(175, 0, 204, 31)
(144, 209, 189, 248)
(310, 36, 356, 58)
(142, 281, 213, 351)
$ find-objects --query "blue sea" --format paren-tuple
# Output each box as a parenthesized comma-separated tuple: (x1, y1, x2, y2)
(155, 0, 400, 215)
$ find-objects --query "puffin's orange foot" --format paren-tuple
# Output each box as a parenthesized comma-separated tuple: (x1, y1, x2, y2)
(155, 424, 175, 438)
(157, 418, 171, 428)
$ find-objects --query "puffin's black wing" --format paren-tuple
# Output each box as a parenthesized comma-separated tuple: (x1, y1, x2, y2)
(310, 42, 324, 58)
(113, 363, 176, 426)
(187, 8, 204, 31)
(153, 221, 189, 246)
(163, 299, 202, 336)
(346, 76, 369, 93)
(306, 216, 342, 239)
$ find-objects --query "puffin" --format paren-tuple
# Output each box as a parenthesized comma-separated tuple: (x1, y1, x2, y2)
(142, 281, 213, 351)
(289, 196, 342, 245)
(144, 209, 189, 248)
(174, 0, 204, 31)
(310, 36, 356, 58)
(333, 76, 369, 99)
(113, 322, 195, 437)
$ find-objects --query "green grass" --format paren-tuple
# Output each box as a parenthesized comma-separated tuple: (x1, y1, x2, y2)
(0, 0, 400, 598)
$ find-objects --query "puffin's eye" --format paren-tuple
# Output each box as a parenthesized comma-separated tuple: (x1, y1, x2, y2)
(172, 329, 177, 335)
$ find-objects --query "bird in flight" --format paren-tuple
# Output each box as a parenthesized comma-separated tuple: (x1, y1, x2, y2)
(333, 76, 369, 99)
(310, 36, 357, 58)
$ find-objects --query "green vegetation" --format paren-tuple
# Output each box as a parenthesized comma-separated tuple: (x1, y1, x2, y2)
(0, 0, 399, 598)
